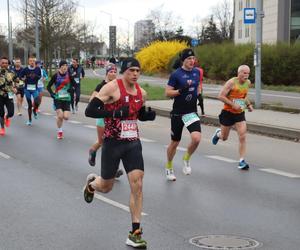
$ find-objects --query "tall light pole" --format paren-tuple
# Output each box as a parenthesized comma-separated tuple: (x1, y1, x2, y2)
(119, 17, 130, 56)
(7, 0, 13, 61)
(255, 0, 264, 108)
(100, 10, 112, 25)
(78, 4, 86, 59)
(34, 0, 40, 60)
(100, 11, 113, 57)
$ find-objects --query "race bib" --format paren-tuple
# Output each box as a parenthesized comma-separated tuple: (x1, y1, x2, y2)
(8, 92, 14, 99)
(27, 84, 36, 91)
(58, 89, 69, 98)
(233, 99, 246, 110)
(120, 120, 138, 139)
(182, 112, 200, 127)
(74, 78, 80, 84)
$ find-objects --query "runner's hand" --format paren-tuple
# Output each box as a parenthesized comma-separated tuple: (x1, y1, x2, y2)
(113, 106, 129, 118)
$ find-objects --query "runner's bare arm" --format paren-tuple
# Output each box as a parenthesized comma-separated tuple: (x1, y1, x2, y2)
(95, 80, 119, 104)
(218, 79, 235, 107)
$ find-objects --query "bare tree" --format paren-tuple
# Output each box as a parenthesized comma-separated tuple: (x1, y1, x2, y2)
(211, 0, 234, 40)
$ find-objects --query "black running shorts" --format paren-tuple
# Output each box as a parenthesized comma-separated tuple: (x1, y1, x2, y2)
(101, 138, 144, 179)
(54, 100, 71, 112)
(219, 110, 246, 126)
(170, 113, 201, 141)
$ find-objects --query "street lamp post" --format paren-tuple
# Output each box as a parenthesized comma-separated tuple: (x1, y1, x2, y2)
(34, 0, 40, 60)
(78, 4, 86, 59)
(100, 11, 113, 57)
(7, 0, 13, 61)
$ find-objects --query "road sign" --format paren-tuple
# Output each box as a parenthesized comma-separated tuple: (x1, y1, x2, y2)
(191, 38, 199, 47)
(244, 8, 256, 24)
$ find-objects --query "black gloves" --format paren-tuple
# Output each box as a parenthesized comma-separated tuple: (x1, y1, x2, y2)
(113, 106, 129, 118)
(138, 106, 156, 121)
(178, 84, 190, 94)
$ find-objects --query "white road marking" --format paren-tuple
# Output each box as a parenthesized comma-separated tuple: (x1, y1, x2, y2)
(259, 168, 300, 178)
(164, 145, 186, 151)
(140, 137, 155, 142)
(84, 125, 97, 129)
(0, 152, 11, 159)
(206, 155, 238, 163)
(42, 112, 53, 116)
(68, 120, 82, 124)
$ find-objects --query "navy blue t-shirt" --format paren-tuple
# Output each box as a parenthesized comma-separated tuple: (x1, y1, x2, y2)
(167, 67, 200, 114)
(20, 66, 41, 90)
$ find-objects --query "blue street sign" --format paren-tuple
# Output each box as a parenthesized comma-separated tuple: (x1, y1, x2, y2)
(191, 38, 199, 47)
(244, 8, 256, 24)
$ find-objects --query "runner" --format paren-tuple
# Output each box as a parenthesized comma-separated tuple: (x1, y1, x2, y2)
(69, 58, 85, 113)
(165, 48, 202, 181)
(47, 60, 76, 139)
(11, 58, 24, 116)
(36, 61, 48, 112)
(84, 58, 156, 249)
(20, 55, 41, 126)
(87, 63, 123, 178)
(0, 57, 17, 136)
(211, 65, 253, 170)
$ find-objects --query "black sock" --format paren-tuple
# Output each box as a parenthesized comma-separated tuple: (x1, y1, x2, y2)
(132, 223, 140, 233)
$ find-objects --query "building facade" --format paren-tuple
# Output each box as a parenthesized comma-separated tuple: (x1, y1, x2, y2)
(234, 0, 300, 44)
(134, 20, 155, 51)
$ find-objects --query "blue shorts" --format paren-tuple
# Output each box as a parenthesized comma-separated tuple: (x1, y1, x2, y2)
(96, 118, 105, 127)
(37, 87, 44, 93)
(24, 89, 39, 100)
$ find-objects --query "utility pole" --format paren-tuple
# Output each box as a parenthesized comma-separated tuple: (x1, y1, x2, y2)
(255, 0, 264, 108)
(24, 0, 28, 65)
(34, 0, 40, 60)
(7, 0, 13, 61)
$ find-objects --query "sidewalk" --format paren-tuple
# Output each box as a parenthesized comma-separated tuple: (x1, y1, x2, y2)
(146, 99, 300, 141)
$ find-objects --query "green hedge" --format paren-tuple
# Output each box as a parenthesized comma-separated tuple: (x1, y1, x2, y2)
(168, 42, 300, 86)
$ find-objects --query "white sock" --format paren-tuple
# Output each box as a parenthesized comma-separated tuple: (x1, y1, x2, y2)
(58, 127, 63, 132)
(239, 158, 244, 162)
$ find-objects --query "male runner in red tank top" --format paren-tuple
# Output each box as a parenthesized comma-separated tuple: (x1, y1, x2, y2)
(84, 58, 156, 249)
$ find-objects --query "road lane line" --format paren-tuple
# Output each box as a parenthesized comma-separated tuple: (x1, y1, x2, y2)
(68, 120, 82, 124)
(84, 125, 97, 129)
(259, 168, 300, 178)
(206, 155, 238, 163)
(42, 112, 53, 116)
(140, 137, 155, 142)
(0, 152, 11, 159)
(164, 145, 186, 151)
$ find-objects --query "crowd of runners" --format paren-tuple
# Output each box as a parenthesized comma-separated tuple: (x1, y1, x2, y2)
(0, 48, 253, 248)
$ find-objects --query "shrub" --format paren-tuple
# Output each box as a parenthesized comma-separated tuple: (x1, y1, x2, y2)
(136, 40, 188, 74)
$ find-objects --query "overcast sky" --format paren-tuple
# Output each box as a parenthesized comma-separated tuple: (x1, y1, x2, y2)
(0, 0, 223, 45)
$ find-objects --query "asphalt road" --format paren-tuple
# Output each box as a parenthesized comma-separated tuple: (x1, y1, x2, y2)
(0, 98, 300, 250)
(85, 68, 300, 110)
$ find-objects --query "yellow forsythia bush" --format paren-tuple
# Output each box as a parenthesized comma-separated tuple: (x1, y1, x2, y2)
(136, 40, 188, 74)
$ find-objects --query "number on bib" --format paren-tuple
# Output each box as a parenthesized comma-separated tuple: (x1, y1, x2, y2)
(181, 112, 200, 127)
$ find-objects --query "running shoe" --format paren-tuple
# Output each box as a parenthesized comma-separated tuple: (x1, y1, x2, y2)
(115, 169, 124, 179)
(4, 117, 10, 127)
(88, 149, 96, 166)
(182, 159, 192, 175)
(17, 112, 22, 116)
(126, 228, 147, 249)
(26, 121, 32, 126)
(57, 131, 64, 139)
(33, 110, 39, 119)
(84, 173, 97, 203)
(212, 128, 221, 145)
(165, 168, 176, 181)
(0, 128, 5, 136)
(238, 160, 250, 170)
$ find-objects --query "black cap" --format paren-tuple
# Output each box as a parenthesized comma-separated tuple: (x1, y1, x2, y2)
(120, 57, 140, 74)
(59, 60, 68, 68)
(180, 48, 195, 61)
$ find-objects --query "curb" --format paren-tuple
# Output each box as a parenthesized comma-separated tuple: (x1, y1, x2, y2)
(43, 92, 300, 141)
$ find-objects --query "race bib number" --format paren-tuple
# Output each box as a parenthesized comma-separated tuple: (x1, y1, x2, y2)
(8, 92, 14, 99)
(182, 112, 200, 127)
(120, 120, 138, 139)
(74, 78, 80, 84)
(233, 99, 246, 110)
(27, 84, 36, 91)
(58, 89, 69, 98)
